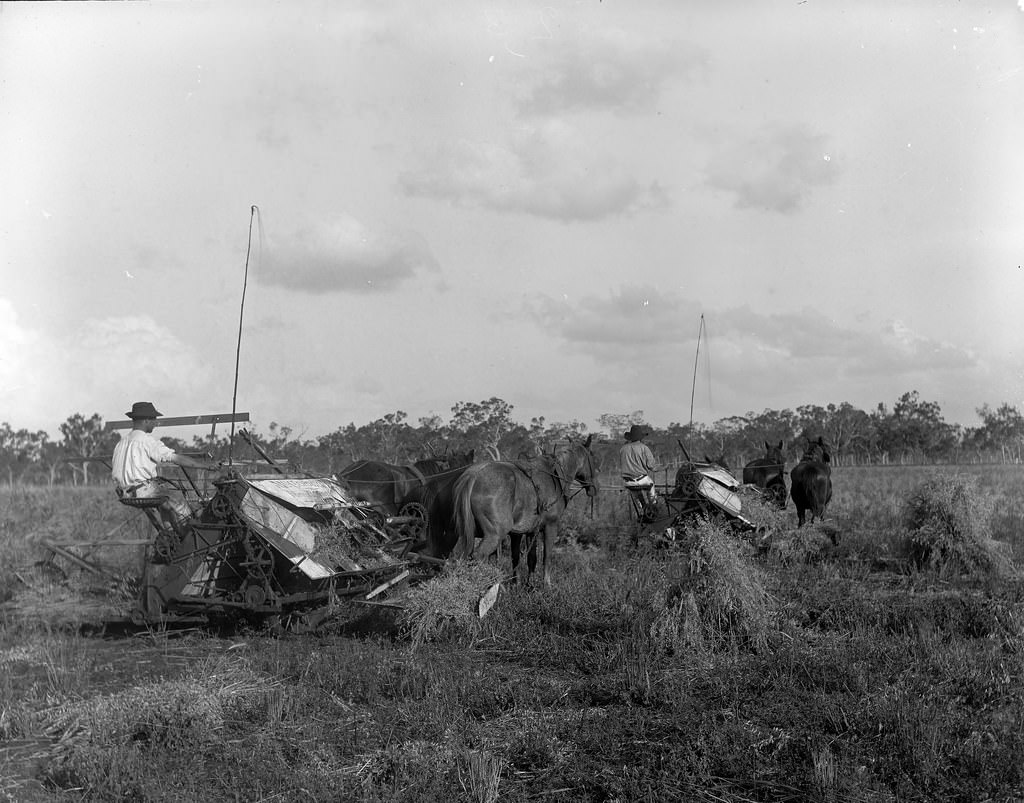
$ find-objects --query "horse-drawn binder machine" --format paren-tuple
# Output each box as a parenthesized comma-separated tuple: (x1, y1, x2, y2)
(100, 412, 441, 632)
(628, 441, 767, 547)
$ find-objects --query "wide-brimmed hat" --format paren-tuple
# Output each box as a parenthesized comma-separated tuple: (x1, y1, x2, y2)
(624, 424, 650, 442)
(125, 401, 162, 419)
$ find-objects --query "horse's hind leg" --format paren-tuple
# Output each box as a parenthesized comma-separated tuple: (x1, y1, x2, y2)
(509, 533, 523, 585)
(540, 520, 556, 587)
(526, 534, 538, 581)
(474, 510, 507, 565)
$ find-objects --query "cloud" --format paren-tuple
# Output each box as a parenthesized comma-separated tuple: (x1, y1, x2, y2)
(259, 216, 440, 293)
(526, 287, 981, 421)
(0, 300, 214, 434)
(527, 285, 703, 356)
(704, 124, 838, 213)
(400, 121, 668, 221)
(515, 33, 705, 116)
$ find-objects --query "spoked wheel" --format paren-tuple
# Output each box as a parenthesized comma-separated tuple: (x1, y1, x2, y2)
(396, 501, 428, 545)
(209, 493, 234, 521)
(242, 536, 275, 582)
(675, 472, 702, 499)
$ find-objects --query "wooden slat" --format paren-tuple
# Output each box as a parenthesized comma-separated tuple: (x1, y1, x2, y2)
(44, 539, 153, 547)
(104, 412, 250, 431)
(39, 539, 118, 579)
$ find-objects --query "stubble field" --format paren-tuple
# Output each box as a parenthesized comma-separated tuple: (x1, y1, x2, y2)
(1, 464, 1022, 802)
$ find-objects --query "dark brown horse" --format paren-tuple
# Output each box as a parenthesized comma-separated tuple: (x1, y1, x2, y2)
(337, 451, 474, 517)
(790, 437, 832, 526)
(453, 436, 598, 585)
(404, 450, 478, 558)
(743, 440, 787, 508)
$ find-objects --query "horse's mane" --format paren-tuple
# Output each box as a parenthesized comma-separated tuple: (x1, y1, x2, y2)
(516, 442, 584, 487)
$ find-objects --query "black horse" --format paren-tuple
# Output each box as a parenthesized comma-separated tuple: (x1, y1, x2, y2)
(337, 451, 474, 517)
(743, 440, 787, 509)
(790, 437, 832, 526)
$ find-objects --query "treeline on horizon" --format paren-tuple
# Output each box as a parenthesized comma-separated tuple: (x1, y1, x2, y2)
(2, 391, 1023, 486)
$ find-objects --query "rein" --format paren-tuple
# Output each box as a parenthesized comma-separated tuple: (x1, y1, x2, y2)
(339, 462, 467, 485)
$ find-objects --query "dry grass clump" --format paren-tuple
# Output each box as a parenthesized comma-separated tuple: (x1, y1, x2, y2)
(309, 511, 401, 571)
(2, 565, 131, 629)
(904, 474, 1017, 579)
(736, 486, 790, 536)
(397, 561, 505, 648)
(651, 517, 775, 654)
(38, 654, 278, 793)
(43, 654, 274, 750)
(768, 523, 840, 566)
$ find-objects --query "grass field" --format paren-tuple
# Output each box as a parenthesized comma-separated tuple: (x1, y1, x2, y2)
(1, 465, 1022, 802)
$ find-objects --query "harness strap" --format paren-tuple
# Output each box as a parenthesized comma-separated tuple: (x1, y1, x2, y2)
(514, 460, 559, 516)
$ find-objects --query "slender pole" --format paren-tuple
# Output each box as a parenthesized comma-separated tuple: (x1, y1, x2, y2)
(228, 205, 258, 464)
(689, 314, 705, 429)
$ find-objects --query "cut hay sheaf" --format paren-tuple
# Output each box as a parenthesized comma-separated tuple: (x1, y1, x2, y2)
(650, 517, 775, 654)
(397, 562, 505, 648)
(903, 474, 1017, 579)
(768, 523, 840, 565)
(309, 510, 402, 572)
(41, 655, 277, 758)
(735, 485, 790, 535)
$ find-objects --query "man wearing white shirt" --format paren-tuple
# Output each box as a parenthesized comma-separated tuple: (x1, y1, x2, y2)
(112, 401, 217, 532)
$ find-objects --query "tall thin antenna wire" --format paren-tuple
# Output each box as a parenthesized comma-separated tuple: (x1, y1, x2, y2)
(228, 205, 258, 464)
(689, 314, 705, 429)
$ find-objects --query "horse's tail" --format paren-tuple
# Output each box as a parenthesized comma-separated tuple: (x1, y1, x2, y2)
(793, 464, 830, 518)
(811, 471, 832, 518)
(453, 468, 478, 559)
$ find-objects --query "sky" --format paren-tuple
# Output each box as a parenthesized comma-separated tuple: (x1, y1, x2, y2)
(2, 0, 1023, 441)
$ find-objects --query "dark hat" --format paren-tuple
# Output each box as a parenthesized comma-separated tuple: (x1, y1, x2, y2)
(125, 401, 162, 419)
(624, 424, 650, 442)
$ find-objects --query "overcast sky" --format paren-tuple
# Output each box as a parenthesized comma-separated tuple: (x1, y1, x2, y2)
(2, 1, 1023, 440)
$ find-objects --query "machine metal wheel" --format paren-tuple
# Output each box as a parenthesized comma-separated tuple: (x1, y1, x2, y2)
(676, 473, 701, 498)
(243, 584, 267, 607)
(243, 536, 275, 581)
(397, 501, 429, 543)
(209, 494, 233, 521)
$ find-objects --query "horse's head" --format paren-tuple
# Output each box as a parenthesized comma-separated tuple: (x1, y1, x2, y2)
(704, 452, 730, 471)
(413, 455, 452, 475)
(801, 436, 831, 464)
(449, 449, 475, 468)
(765, 440, 785, 464)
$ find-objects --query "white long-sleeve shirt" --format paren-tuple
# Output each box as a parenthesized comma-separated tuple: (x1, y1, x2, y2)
(111, 429, 176, 488)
